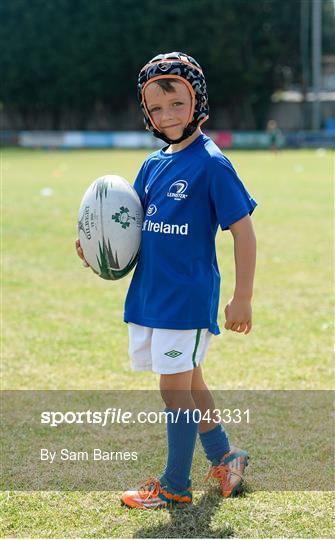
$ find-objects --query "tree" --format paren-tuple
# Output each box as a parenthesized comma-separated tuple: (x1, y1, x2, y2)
(2, 0, 328, 129)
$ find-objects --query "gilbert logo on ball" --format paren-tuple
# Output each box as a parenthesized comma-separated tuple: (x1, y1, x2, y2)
(78, 176, 143, 280)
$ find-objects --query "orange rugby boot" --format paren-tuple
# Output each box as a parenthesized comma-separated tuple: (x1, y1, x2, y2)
(205, 446, 249, 497)
(121, 477, 192, 509)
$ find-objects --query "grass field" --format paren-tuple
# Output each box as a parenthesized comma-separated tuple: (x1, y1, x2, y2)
(2, 148, 334, 538)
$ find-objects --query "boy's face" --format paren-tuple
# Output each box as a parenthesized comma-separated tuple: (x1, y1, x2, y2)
(144, 80, 192, 141)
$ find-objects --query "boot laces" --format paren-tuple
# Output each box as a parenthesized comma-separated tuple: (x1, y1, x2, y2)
(205, 462, 243, 484)
(205, 464, 229, 483)
(138, 477, 161, 500)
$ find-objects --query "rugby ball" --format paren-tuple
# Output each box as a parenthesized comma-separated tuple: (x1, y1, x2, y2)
(78, 175, 143, 280)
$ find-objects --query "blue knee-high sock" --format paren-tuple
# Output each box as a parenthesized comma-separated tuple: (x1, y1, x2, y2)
(199, 424, 231, 465)
(160, 408, 198, 492)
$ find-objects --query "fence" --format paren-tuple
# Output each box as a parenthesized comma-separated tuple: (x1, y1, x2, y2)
(1, 130, 334, 149)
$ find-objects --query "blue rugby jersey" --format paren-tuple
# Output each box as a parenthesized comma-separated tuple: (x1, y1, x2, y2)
(124, 133, 257, 334)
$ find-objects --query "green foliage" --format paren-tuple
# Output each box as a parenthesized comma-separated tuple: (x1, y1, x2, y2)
(0, 0, 334, 128)
(323, 0, 335, 54)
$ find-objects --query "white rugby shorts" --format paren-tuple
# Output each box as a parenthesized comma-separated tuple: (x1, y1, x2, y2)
(128, 323, 212, 375)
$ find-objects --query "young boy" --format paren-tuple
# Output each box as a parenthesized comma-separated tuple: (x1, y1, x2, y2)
(76, 51, 257, 509)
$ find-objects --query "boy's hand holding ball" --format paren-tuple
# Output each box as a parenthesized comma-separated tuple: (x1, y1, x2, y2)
(75, 239, 90, 267)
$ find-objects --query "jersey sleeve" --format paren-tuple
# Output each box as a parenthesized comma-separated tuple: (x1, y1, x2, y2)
(132, 162, 147, 207)
(208, 157, 257, 231)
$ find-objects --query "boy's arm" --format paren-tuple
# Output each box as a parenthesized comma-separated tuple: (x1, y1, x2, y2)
(225, 214, 256, 334)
